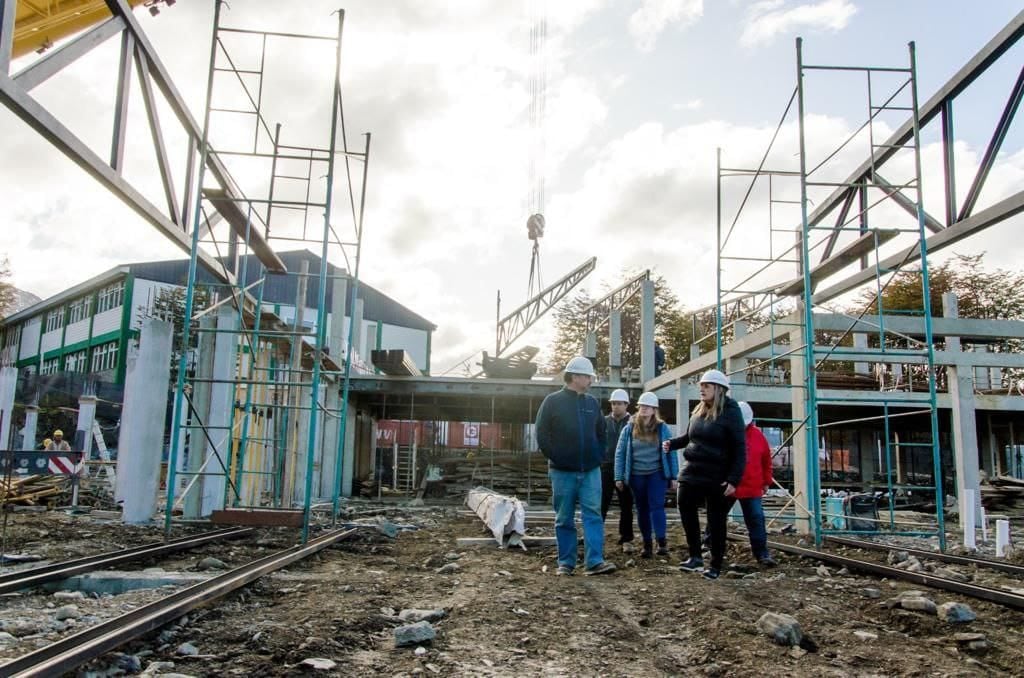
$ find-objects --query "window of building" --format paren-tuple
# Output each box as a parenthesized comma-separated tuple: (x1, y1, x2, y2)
(65, 349, 88, 373)
(41, 357, 60, 375)
(45, 308, 65, 333)
(96, 282, 125, 313)
(91, 341, 119, 372)
(1, 326, 18, 348)
(68, 296, 92, 324)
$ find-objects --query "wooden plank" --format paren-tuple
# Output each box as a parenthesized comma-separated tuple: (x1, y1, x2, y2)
(456, 536, 557, 548)
(202, 188, 287, 274)
(210, 508, 303, 527)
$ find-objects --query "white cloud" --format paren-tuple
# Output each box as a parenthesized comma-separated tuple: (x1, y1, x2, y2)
(673, 98, 704, 111)
(629, 0, 704, 52)
(740, 0, 857, 47)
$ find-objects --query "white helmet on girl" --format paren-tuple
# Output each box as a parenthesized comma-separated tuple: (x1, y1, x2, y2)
(637, 392, 659, 408)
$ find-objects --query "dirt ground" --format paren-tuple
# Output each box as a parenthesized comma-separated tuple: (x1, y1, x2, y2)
(2, 506, 1024, 676)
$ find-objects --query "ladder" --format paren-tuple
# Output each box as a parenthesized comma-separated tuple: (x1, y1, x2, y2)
(84, 420, 117, 492)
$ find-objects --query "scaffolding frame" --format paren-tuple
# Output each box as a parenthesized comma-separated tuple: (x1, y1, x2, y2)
(713, 39, 946, 548)
(163, 3, 369, 543)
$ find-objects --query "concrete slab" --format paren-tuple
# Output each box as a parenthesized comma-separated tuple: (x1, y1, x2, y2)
(43, 570, 213, 596)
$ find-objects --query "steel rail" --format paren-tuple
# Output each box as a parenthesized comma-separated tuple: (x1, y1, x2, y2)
(0, 527, 254, 595)
(761, 538, 1024, 611)
(2, 528, 357, 677)
(825, 535, 1024, 577)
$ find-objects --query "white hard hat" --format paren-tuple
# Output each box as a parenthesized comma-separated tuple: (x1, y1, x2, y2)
(738, 401, 754, 427)
(699, 369, 730, 390)
(637, 392, 659, 408)
(564, 356, 596, 377)
(609, 388, 629, 403)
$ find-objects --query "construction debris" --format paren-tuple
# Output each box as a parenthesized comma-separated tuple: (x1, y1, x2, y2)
(465, 487, 526, 549)
(0, 475, 69, 506)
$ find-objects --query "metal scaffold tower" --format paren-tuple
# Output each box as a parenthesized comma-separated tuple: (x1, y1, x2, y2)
(164, 2, 370, 542)
(713, 39, 945, 549)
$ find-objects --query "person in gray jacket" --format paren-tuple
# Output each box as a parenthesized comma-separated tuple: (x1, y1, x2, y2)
(614, 392, 678, 559)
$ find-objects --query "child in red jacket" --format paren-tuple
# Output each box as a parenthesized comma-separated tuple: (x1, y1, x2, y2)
(731, 402, 777, 567)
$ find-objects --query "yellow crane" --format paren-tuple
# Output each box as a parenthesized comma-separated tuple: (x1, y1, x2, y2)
(12, 0, 173, 59)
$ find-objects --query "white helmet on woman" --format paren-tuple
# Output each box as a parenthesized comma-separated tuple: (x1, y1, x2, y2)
(698, 369, 730, 390)
(738, 401, 754, 427)
(637, 392, 659, 408)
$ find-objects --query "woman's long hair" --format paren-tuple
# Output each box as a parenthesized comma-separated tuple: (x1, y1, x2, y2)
(691, 383, 727, 421)
(632, 408, 664, 442)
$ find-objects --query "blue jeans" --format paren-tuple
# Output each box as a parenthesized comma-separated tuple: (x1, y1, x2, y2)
(724, 496, 770, 559)
(628, 472, 668, 543)
(549, 467, 605, 569)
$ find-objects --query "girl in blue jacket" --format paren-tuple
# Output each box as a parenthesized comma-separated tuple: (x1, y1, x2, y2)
(614, 392, 679, 558)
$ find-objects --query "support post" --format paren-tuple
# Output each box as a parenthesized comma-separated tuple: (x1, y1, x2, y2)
(116, 318, 173, 523)
(352, 297, 365, 360)
(583, 332, 597, 362)
(853, 333, 869, 376)
(0, 0, 16, 76)
(76, 393, 98, 459)
(944, 292, 981, 528)
(608, 310, 622, 382)
(22, 402, 39, 451)
(200, 306, 237, 516)
(321, 275, 347, 499)
(789, 326, 811, 535)
(726, 320, 748, 384)
(640, 279, 655, 384)
(0, 365, 16, 451)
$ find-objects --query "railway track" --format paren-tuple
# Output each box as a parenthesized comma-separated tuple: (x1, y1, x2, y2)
(1, 527, 357, 678)
(759, 536, 1024, 612)
(0, 527, 254, 595)
(824, 534, 1024, 577)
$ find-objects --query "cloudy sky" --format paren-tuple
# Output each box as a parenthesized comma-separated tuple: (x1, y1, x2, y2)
(3, 0, 1023, 375)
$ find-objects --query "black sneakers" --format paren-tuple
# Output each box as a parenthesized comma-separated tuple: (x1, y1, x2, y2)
(702, 568, 721, 580)
(679, 557, 704, 572)
(583, 561, 617, 576)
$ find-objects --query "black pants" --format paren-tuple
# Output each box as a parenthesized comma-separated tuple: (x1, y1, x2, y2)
(600, 465, 635, 543)
(677, 481, 731, 569)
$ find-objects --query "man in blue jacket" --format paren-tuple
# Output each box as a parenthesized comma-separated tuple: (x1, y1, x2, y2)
(534, 357, 616, 576)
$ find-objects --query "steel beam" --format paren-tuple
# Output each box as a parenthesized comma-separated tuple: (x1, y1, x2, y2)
(0, 0, 14, 76)
(12, 16, 126, 91)
(110, 29, 134, 173)
(0, 73, 233, 283)
(134, 46, 179, 225)
(583, 269, 650, 333)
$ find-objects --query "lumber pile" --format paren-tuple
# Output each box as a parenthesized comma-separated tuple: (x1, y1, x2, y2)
(0, 475, 68, 506)
(371, 349, 422, 376)
(479, 346, 539, 379)
(981, 474, 1024, 512)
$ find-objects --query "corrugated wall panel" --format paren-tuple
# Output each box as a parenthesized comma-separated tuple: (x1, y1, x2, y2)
(65, 319, 90, 345)
(92, 308, 122, 336)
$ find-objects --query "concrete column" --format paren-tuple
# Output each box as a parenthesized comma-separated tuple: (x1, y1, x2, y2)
(117, 318, 173, 524)
(608, 310, 622, 382)
(690, 343, 700, 361)
(22, 403, 38, 451)
(178, 315, 214, 518)
(341, 400, 356, 497)
(583, 332, 597, 362)
(76, 394, 97, 459)
(859, 430, 876, 491)
(726, 321, 748, 384)
(319, 275, 347, 499)
(0, 366, 16, 451)
(674, 378, 692, 472)
(943, 293, 982, 528)
(640, 279, 655, 384)
(853, 333, 869, 376)
(789, 326, 811, 534)
(200, 306, 238, 516)
(352, 297, 365, 360)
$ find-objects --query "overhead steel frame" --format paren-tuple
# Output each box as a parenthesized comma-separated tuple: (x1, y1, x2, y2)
(697, 13, 1024, 549)
(0, 0, 285, 282)
(160, 3, 369, 543)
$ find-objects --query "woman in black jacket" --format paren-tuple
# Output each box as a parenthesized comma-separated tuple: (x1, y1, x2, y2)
(663, 369, 746, 580)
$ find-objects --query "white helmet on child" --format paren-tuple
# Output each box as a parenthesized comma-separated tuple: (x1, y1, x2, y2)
(609, 388, 629, 403)
(637, 392, 659, 408)
(698, 369, 730, 390)
(738, 401, 754, 427)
